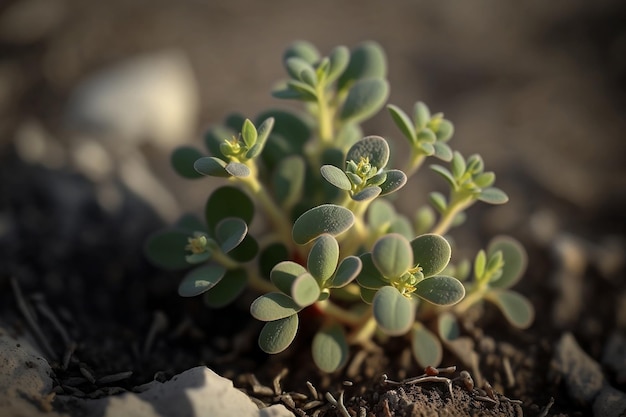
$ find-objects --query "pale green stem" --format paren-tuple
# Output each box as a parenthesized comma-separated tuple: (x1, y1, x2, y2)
(431, 195, 474, 236)
(347, 315, 378, 345)
(315, 299, 369, 327)
(245, 265, 277, 294)
(453, 284, 487, 314)
(316, 86, 334, 144)
(403, 150, 426, 179)
(211, 250, 240, 270)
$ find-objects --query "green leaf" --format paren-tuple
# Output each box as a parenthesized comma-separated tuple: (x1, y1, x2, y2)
(250, 292, 302, 321)
(260, 243, 290, 281)
(389, 216, 415, 241)
(175, 214, 206, 233)
(414, 206, 435, 235)
(256, 110, 310, 150)
(203, 125, 235, 159)
(185, 252, 210, 264)
(429, 192, 447, 213)
(241, 119, 257, 148)
(352, 186, 381, 202)
(356, 253, 388, 289)
(372, 234, 413, 279)
(486, 290, 534, 329)
(373, 286, 414, 336)
(326, 46, 350, 84)
(473, 172, 495, 188)
(368, 199, 395, 230)
(451, 151, 466, 179)
(258, 314, 299, 354)
(437, 312, 460, 341)
(432, 142, 453, 161)
(478, 187, 509, 204)
(178, 265, 227, 297)
(171, 146, 204, 179)
(246, 117, 274, 159)
(312, 324, 348, 372)
(271, 261, 307, 295)
(416, 129, 436, 144)
(287, 80, 318, 100)
(474, 250, 487, 280)
(144, 229, 190, 270)
(339, 78, 389, 124)
(292, 204, 355, 245)
(410, 234, 451, 277)
(379, 169, 407, 196)
(320, 165, 352, 191)
(215, 217, 247, 254)
(419, 142, 435, 156)
(224, 162, 251, 177)
(413, 102, 431, 130)
(205, 186, 254, 235)
(346, 135, 390, 171)
(274, 155, 305, 209)
(194, 157, 230, 177)
(487, 236, 528, 288)
(338, 41, 387, 90)
(284, 41, 320, 65)
(414, 275, 465, 306)
(360, 287, 377, 304)
(227, 234, 258, 262)
(387, 104, 417, 144)
(285, 57, 316, 82)
(203, 268, 247, 308)
(330, 256, 362, 288)
(308, 234, 340, 283)
(224, 113, 246, 132)
(291, 272, 321, 307)
(411, 323, 443, 368)
(430, 164, 456, 189)
(435, 119, 454, 142)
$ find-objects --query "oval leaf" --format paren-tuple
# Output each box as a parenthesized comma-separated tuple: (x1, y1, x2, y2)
(178, 265, 227, 297)
(387, 104, 416, 143)
(338, 41, 387, 90)
(205, 186, 254, 235)
(227, 234, 258, 262)
(274, 156, 305, 208)
(326, 46, 350, 84)
(360, 287, 377, 304)
(171, 146, 204, 179)
(320, 165, 352, 191)
(373, 286, 415, 336)
(331, 256, 362, 288)
(368, 199, 395, 230)
(430, 164, 456, 188)
(346, 135, 390, 171)
(246, 117, 275, 159)
(352, 186, 381, 202)
(487, 290, 534, 329)
(356, 253, 388, 289)
(410, 234, 452, 277)
(478, 187, 509, 204)
(250, 292, 302, 321)
(241, 119, 257, 148)
(224, 162, 251, 177)
(432, 142, 453, 161)
(437, 311, 460, 342)
(258, 314, 299, 354)
(203, 268, 247, 308)
(414, 275, 465, 306)
(260, 242, 290, 280)
(340, 78, 389, 124)
(487, 236, 528, 288)
(144, 229, 191, 270)
(194, 156, 230, 177)
(291, 273, 321, 307)
(215, 217, 247, 254)
(292, 204, 354, 245)
(379, 169, 407, 196)
(312, 324, 348, 372)
(308, 234, 340, 283)
(411, 324, 443, 368)
(372, 233, 413, 279)
(271, 261, 307, 295)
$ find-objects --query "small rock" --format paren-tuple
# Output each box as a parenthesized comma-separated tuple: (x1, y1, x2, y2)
(78, 366, 294, 417)
(592, 385, 626, 417)
(550, 235, 587, 328)
(552, 332, 605, 405)
(603, 332, 626, 385)
(65, 50, 199, 148)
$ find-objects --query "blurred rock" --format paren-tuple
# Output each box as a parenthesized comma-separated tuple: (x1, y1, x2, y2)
(550, 234, 587, 328)
(603, 332, 626, 385)
(0, 0, 67, 44)
(65, 50, 199, 148)
(76, 366, 294, 417)
(593, 385, 626, 417)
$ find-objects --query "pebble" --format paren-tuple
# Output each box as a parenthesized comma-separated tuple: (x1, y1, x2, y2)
(592, 385, 626, 417)
(602, 331, 626, 385)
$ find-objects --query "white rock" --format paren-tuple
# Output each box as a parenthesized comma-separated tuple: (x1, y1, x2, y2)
(79, 366, 294, 417)
(65, 50, 199, 148)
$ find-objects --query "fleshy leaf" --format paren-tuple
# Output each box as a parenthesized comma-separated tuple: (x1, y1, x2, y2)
(429, 192, 447, 213)
(486, 290, 535, 329)
(203, 125, 235, 159)
(258, 314, 299, 354)
(144, 229, 191, 270)
(284, 41, 320, 65)
(312, 324, 348, 373)
(205, 186, 254, 235)
(372, 234, 413, 279)
(432, 142, 453, 161)
(379, 169, 407, 196)
(185, 252, 211, 264)
(320, 165, 352, 191)
(227, 234, 258, 262)
(451, 152, 466, 179)
(330, 256, 362, 288)
(368, 199, 395, 230)
(291, 272, 321, 307)
(437, 311, 460, 341)
(203, 268, 247, 308)
(171, 146, 204, 179)
(346, 136, 390, 171)
(224, 162, 250, 177)
(430, 165, 456, 188)
(246, 117, 274, 159)
(326, 46, 350, 84)
(356, 253, 388, 289)
(250, 292, 302, 321)
(274, 155, 305, 208)
(414, 275, 465, 306)
(308, 234, 340, 283)
(411, 323, 443, 368)
(360, 287, 377, 304)
(175, 214, 206, 234)
(215, 217, 247, 254)
(487, 236, 528, 288)
(178, 265, 227, 297)
(474, 250, 487, 280)
(410, 234, 452, 277)
(259, 243, 289, 280)
(389, 216, 415, 241)
(194, 157, 230, 177)
(241, 119, 257, 148)
(285, 57, 316, 83)
(271, 261, 307, 295)
(413, 102, 431, 130)
(292, 204, 355, 245)
(478, 187, 509, 204)
(373, 286, 414, 336)
(435, 120, 454, 142)
(338, 41, 387, 90)
(352, 186, 381, 202)
(387, 104, 417, 144)
(339, 78, 390, 124)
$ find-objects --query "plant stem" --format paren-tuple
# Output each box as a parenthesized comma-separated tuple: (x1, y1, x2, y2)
(431, 195, 473, 236)
(315, 299, 369, 327)
(316, 86, 334, 144)
(403, 150, 425, 179)
(347, 315, 377, 345)
(453, 285, 487, 314)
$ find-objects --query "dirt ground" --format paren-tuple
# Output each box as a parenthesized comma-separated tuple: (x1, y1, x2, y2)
(1, 1, 625, 416)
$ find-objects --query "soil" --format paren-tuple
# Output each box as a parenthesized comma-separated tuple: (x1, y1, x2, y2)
(1, 1, 625, 416)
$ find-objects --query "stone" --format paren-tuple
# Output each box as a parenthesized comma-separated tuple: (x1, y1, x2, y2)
(593, 385, 626, 417)
(602, 331, 626, 385)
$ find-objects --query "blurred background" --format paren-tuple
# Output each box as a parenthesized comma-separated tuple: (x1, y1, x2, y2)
(1, 0, 625, 240)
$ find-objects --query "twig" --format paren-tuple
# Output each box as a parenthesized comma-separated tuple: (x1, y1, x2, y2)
(536, 397, 554, 417)
(325, 391, 350, 417)
(143, 310, 168, 357)
(31, 294, 72, 347)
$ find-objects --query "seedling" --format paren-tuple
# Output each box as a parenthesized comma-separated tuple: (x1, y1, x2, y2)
(144, 40, 534, 373)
